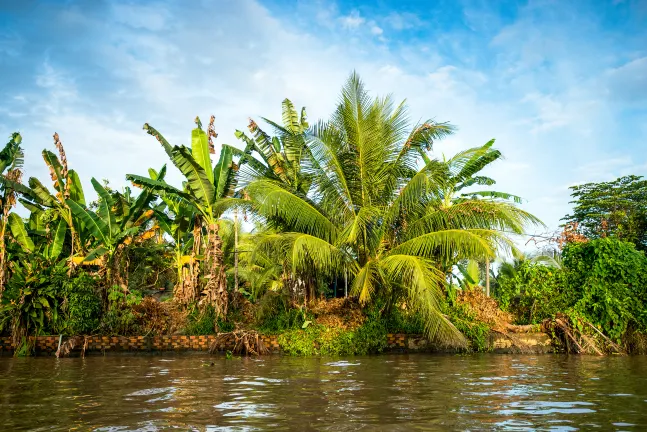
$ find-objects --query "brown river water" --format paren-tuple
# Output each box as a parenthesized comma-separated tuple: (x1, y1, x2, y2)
(1, 354, 646, 431)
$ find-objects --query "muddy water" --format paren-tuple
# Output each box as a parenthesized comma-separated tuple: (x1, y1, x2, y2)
(1, 354, 647, 431)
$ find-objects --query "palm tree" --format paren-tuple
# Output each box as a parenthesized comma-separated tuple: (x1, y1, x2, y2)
(233, 99, 310, 194)
(243, 73, 540, 345)
(126, 116, 237, 316)
(0, 133, 24, 296)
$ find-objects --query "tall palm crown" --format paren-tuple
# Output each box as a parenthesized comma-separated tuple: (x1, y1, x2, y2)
(245, 73, 541, 344)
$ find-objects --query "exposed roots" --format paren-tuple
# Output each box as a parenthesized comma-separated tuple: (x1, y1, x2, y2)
(55, 336, 88, 358)
(544, 314, 625, 355)
(209, 329, 269, 356)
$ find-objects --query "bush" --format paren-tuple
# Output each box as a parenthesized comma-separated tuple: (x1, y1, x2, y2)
(60, 271, 102, 335)
(495, 261, 567, 324)
(278, 318, 388, 356)
(562, 238, 647, 341)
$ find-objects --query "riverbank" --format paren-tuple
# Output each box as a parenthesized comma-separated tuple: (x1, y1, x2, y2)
(0, 331, 554, 357)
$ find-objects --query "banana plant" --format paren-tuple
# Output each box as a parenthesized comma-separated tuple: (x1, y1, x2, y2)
(0, 132, 24, 295)
(66, 178, 156, 299)
(5, 135, 86, 266)
(139, 165, 198, 299)
(126, 116, 238, 315)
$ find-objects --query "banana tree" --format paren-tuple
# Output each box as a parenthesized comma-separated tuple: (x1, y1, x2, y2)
(66, 178, 156, 302)
(126, 116, 237, 316)
(5, 135, 86, 269)
(0, 133, 24, 296)
(140, 165, 199, 301)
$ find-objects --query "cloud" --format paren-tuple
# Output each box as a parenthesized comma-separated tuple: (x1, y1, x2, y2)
(606, 57, 647, 102)
(339, 10, 365, 30)
(383, 12, 422, 30)
(0, 0, 645, 245)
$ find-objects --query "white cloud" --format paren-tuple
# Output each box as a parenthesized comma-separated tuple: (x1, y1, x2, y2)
(2, 0, 645, 243)
(370, 25, 383, 36)
(339, 10, 365, 30)
(384, 12, 422, 30)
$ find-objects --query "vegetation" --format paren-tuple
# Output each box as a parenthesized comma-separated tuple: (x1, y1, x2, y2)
(1, 73, 645, 356)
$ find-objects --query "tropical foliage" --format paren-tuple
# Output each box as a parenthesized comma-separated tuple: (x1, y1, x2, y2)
(563, 175, 647, 251)
(11, 72, 645, 355)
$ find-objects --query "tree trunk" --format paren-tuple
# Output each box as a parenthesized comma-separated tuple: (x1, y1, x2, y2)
(175, 217, 202, 304)
(485, 260, 490, 297)
(234, 209, 239, 293)
(0, 217, 7, 299)
(202, 222, 228, 317)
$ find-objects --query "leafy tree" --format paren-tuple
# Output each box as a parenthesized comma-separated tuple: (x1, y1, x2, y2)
(233, 99, 311, 194)
(563, 175, 647, 251)
(244, 73, 540, 345)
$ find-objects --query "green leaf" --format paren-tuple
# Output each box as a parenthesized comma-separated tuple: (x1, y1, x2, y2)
(67, 170, 85, 206)
(191, 126, 214, 183)
(171, 146, 215, 209)
(42, 150, 66, 195)
(91, 178, 117, 238)
(143, 123, 174, 158)
(49, 218, 67, 260)
(125, 174, 193, 201)
(8, 213, 34, 252)
(83, 246, 109, 262)
(27, 177, 56, 206)
(213, 144, 235, 200)
(66, 199, 110, 246)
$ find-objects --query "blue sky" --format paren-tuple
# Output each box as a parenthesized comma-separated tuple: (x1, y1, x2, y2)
(1, 0, 646, 244)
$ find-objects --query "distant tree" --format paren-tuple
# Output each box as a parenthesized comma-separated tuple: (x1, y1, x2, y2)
(562, 175, 647, 251)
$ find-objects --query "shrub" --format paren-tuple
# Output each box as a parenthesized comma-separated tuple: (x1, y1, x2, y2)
(562, 238, 647, 341)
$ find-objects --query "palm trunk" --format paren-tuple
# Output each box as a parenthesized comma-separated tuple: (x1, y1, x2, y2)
(234, 209, 239, 294)
(485, 260, 490, 297)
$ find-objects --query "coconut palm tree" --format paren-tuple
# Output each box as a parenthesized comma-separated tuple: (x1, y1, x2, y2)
(126, 116, 238, 316)
(243, 73, 541, 345)
(233, 98, 310, 194)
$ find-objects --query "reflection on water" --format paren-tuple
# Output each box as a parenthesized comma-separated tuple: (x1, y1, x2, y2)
(1, 354, 647, 431)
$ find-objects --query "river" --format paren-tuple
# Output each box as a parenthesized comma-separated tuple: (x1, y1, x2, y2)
(1, 354, 646, 431)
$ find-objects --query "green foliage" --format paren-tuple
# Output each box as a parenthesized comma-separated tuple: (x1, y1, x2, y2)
(0, 258, 66, 339)
(562, 238, 647, 341)
(60, 271, 102, 335)
(445, 302, 491, 352)
(495, 261, 567, 324)
(98, 285, 142, 335)
(278, 319, 388, 356)
(184, 305, 217, 335)
(563, 175, 647, 251)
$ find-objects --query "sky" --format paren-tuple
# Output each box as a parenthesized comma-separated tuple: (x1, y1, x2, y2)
(1, 0, 646, 245)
